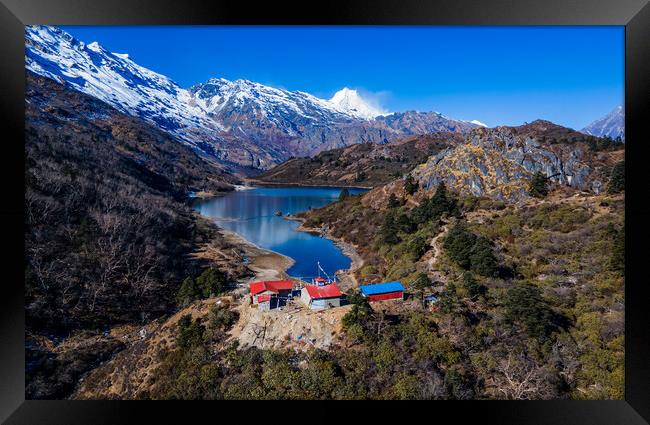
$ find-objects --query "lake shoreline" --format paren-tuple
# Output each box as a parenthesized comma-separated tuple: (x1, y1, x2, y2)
(192, 186, 367, 283)
(219, 228, 295, 282)
(292, 217, 364, 291)
(245, 179, 373, 190)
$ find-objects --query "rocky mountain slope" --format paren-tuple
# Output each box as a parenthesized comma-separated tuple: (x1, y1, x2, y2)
(25, 73, 239, 398)
(255, 132, 465, 187)
(377, 120, 624, 202)
(26, 26, 479, 170)
(582, 106, 624, 140)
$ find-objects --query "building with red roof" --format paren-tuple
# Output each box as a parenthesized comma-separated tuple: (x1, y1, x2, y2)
(249, 280, 294, 306)
(300, 283, 342, 310)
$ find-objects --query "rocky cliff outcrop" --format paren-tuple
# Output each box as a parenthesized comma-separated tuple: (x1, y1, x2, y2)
(407, 121, 622, 202)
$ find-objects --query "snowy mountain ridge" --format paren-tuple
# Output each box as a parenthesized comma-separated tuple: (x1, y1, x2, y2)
(25, 25, 481, 169)
(581, 106, 624, 140)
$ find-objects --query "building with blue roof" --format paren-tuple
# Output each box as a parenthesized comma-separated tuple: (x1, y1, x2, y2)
(358, 281, 405, 302)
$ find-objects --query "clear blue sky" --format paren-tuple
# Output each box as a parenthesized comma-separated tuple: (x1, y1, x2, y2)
(60, 26, 624, 129)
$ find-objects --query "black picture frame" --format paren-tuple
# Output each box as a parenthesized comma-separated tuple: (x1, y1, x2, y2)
(1, 0, 648, 423)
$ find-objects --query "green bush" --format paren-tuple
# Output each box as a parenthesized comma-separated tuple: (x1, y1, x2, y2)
(404, 174, 418, 195)
(177, 314, 205, 350)
(342, 293, 374, 337)
(461, 272, 485, 300)
(208, 304, 238, 331)
(469, 236, 498, 277)
(196, 267, 228, 298)
(503, 283, 561, 342)
(406, 234, 429, 259)
(528, 171, 549, 198)
(608, 225, 624, 273)
(607, 161, 624, 194)
(443, 222, 477, 269)
(176, 277, 201, 307)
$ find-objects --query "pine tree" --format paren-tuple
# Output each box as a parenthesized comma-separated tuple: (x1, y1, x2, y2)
(504, 283, 559, 342)
(430, 181, 458, 218)
(528, 171, 549, 198)
(609, 225, 624, 273)
(411, 272, 430, 305)
(443, 222, 477, 269)
(380, 210, 400, 245)
(607, 161, 625, 194)
(404, 174, 418, 195)
(461, 272, 484, 300)
(339, 187, 350, 201)
(177, 314, 205, 350)
(176, 277, 200, 307)
(196, 267, 227, 298)
(387, 193, 400, 208)
(469, 236, 498, 277)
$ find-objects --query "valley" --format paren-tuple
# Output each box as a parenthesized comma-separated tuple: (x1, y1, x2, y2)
(23, 25, 626, 401)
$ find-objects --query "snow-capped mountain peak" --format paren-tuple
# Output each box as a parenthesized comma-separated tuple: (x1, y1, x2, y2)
(581, 105, 624, 140)
(25, 25, 481, 170)
(329, 87, 388, 120)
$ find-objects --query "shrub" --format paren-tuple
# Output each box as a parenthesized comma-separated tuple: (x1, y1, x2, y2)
(342, 293, 374, 335)
(380, 210, 401, 245)
(461, 272, 485, 300)
(387, 193, 401, 208)
(208, 304, 238, 331)
(406, 234, 429, 259)
(608, 225, 624, 273)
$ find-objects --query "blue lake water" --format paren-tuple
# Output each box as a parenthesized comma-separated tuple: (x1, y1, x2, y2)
(192, 186, 367, 279)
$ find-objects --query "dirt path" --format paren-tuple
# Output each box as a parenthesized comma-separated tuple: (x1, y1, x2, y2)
(427, 221, 449, 271)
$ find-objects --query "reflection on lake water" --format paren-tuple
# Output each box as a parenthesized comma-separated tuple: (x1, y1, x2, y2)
(192, 186, 367, 278)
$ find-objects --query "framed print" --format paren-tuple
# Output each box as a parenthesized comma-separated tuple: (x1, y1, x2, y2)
(1, 0, 649, 423)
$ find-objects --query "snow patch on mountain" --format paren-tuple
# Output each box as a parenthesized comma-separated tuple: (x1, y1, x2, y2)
(329, 87, 389, 120)
(470, 120, 488, 127)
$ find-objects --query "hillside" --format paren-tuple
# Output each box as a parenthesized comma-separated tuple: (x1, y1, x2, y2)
(70, 176, 626, 400)
(254, 133, 465, 187)
(298, 176, 624, 399)
(401, 120, 624, 202)
(25, 73, 242, 399)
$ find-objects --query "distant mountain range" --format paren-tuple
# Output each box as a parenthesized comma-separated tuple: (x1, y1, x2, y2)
(255, 132, 465, 187)
(25, 26, 481, 171)
(581, 106, 624, 140)
(258, 119, 624, 201)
